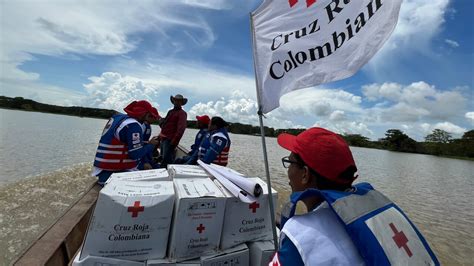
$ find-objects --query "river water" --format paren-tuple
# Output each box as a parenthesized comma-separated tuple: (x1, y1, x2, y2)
(0, 109, 473, 265)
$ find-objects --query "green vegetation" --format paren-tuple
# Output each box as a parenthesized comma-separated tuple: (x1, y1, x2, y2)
(2, 96, 472, 159)
(342, 129, 474, 159)
(0, 96, 116, 119)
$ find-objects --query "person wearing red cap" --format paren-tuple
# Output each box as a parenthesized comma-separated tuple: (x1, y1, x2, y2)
(158, 94, 188, 168)
(139, 107, 161, 170)
(271, 127, 438, 265)
(191, 115, 211, 154)
(92, 100, 160, 185)
(174, 115, 210, 164)
(185, 116, 231, 166)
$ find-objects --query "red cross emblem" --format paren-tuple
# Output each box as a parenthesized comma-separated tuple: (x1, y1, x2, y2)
(389, 223, 413, 257)
(127, 201, 144, 218)
(249, 202, 260, 213)
(269, 252, 281, 266)
(289, 0, 316, 8)
(196, 223, 206, 234)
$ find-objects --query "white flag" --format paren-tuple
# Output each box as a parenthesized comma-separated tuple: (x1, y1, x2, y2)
(251, 0, 402, 113)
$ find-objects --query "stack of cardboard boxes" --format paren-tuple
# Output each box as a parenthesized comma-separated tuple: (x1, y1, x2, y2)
(75, 165, 278, 266)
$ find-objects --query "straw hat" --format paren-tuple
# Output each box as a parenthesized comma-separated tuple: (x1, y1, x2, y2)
(170, 94, 188, 105)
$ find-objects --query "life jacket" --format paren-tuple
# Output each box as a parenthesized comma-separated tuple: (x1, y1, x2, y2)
(143, 123, 152, 141)
(93, 114, 140, 171)
(279, 183, 439, 266)
(190, 128, 208, 153)
(198, 128, 231, 166)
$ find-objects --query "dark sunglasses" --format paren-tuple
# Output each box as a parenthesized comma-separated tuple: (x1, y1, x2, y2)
(281, 156, 305, 168)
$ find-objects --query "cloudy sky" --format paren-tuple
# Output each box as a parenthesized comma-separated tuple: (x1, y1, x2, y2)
(1, 0, 472, 140)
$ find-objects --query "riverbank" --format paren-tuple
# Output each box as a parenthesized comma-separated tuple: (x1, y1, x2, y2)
(1, 96, 473, 160)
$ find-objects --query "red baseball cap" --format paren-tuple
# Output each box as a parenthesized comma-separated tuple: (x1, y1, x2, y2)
(196, 115, 210, 125)
(150, 107, 160, 120)
(123, 100, 157, 119)
(277, 127, 357, 184)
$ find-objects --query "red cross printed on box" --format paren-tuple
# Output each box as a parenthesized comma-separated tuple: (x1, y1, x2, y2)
(196, 223, 206, 234)
(249, 202, 260, 213)
(389, 223, 413, 257)
(289, 0, 316, 8)
(127, 201, 144, 218)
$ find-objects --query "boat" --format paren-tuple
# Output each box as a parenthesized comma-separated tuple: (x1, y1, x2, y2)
(14, 146, 190, 266)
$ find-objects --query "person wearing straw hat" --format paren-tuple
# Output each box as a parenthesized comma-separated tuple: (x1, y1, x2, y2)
(158, 94, 188, 168)
(270, 127, 438, 265)
(92, 100, 160, 185)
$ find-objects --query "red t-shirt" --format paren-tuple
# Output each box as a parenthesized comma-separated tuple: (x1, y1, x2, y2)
(159, 107, 187, 145)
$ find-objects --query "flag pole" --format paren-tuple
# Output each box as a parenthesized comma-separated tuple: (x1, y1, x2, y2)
(250, 13, 279, 251)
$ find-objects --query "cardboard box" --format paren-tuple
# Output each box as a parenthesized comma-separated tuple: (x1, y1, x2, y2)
(176, 260, 200, 266)
(72, 249, 145, 266)
(146, 259, 199, 266)
(168, 178, 226, 260)
(201, 243, 249, 266)
(214, 177, 278, 250)
(81, 181, 175, 261)
(167, 164, 209, 179)
(106, 169, 170, 184)
(146, 258, 176, 265)
(248, 241, 275, 266)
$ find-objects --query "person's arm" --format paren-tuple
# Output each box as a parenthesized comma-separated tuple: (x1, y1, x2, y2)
(171, 111, 187, 146)
(201, 135, 227, 164)
(189, 129, 204, 155)
(185, 147, 199, 164)
(120, 123, 156, 160)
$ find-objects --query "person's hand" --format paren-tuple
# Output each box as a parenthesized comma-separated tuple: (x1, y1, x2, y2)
(149, 136, 160, 146)
(171, 138, 179, 147)
(143, 163, 153, 170)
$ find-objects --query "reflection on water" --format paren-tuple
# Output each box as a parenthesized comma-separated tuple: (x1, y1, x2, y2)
(1, 110, 473, 264)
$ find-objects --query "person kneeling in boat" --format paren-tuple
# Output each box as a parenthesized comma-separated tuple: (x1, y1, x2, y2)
(175, 114, 210, 164)
(271, 127, 439, 266)
(92, 100, 160, 185)
(185, 116, 230, 166)
(138, 107, 161, 170)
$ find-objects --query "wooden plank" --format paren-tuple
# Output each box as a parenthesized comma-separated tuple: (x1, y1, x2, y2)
(63, 206, 94, 260)
(14, 183, 100, 266)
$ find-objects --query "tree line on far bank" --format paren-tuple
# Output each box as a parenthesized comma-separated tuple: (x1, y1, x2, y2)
(2, 96, 472, 159)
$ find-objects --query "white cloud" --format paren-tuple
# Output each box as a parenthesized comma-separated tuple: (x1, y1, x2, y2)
(313, 120, 374, 137)
(435, 122, 466, 134)
(367, 0, 451, 72)
(0, 79, 85, 106)
(187, 91, 296, 129)
(430, 122, 466, 134)
(466, 112, 474, 125)
(363, 81, 468, 122)
(82, 72, 162, 112)
(279, 88, 363, 116)
(362, 83, 403, 102)
(113, 58, 256, 99)
(445, 39, 460, 48)
(0, 0, 225, 83)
